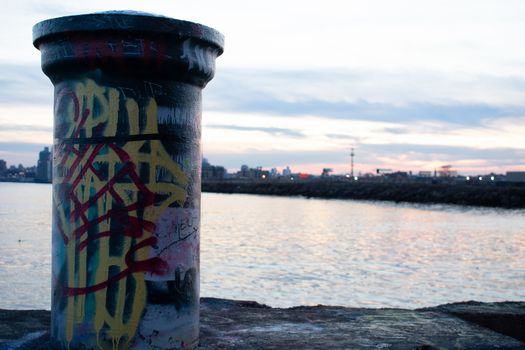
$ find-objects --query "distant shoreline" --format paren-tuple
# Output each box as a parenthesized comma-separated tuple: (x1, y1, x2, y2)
(202, 180, 525, 209)
(3, 179, 524, 209)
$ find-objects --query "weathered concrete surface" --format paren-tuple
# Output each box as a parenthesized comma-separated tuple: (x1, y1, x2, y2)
(199, 298, 525, 350)
(424, 301, 525, 343)
(0, 309, 49, 350)
(1, 298, 524, 349)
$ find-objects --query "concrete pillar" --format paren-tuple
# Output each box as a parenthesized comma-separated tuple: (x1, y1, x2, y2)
(33, 12, 223, 350)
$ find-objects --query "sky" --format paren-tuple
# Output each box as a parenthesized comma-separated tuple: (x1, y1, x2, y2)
(1, 0, 525, 175)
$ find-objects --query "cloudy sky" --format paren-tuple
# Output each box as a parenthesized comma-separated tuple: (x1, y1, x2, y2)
(1, 0, 525, 175)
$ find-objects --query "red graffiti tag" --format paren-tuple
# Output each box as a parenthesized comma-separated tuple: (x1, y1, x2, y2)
(54, 99, 166, 295)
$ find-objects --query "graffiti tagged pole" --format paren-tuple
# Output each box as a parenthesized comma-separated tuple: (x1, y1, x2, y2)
(33, 12, 223, 350)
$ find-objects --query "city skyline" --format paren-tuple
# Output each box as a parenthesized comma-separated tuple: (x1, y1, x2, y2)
(2, 1, 525, 175)
(1, 147, 521, 179)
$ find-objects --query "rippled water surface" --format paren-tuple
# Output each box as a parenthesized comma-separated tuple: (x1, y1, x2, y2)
(1, 183, 524, 309)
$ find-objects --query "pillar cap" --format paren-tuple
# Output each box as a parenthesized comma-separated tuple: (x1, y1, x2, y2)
(33, 11, 224, 53)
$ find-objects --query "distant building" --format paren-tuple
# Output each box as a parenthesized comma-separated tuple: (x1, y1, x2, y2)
(236, 165, 269, 180)
(506, 171, 525, 183)
(0, 159, 6, 174)
(321, 168, 333, 178)
(282, 166, 292, 177)
(418, 171, 432, 178)
(24, 166, 36, 179)
(376, 168, 392, 175)
(238, 164, 250, 178)
(36, 147, 52, 183)
(202, 158, 226, 180)
(437, 165, 457, 178)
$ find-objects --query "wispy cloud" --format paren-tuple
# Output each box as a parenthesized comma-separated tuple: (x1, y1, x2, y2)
(0, 142, 50, 153)
(360, 144, 525, 163)
(325, 134, 361, 143)
(207, 124, 304, 137)
(382, 128, 408, 135)
(206, 68, 525, 127)
(5, 63, 525, 129)
(0, 124, 52, 132)
(0, 63, 52, 106)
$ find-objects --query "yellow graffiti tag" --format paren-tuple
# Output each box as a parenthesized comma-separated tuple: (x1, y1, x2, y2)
(54, 79, 189, 349)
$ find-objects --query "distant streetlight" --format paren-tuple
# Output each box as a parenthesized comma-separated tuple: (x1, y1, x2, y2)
(490, 176, 495, 181)
(479, 176, 483, 181)
(262, 174, 266, 179)
(466, 176, 470, 180)
(291, 177, 294, 181)
(354, 176, 358, 181)
(345, 174, 350, 178)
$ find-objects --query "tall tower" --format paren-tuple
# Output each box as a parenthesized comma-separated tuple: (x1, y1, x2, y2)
(36, 146, 51, 183)
(350, 147, 355, 177)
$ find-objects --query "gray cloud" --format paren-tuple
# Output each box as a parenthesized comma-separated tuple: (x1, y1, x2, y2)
(0, 142, 50, 153)
(2, 62, 523, 170)
(1, 124, 52, 132)
(326, 134, 354, 139)
(382, 127, 409, 134)
(3, 63, 525, 130)
(205, 68, 525, 126)
(207, 93, 523, 126)
(206, 124, 304, 138)
(0, 142, 51, 167)
(0, 63, 52, 105)
(359, 144, 525, 163)
(324, 134, 362, 144)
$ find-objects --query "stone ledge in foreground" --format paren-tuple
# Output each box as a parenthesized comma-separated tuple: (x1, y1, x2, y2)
(1, 298, 524, 350)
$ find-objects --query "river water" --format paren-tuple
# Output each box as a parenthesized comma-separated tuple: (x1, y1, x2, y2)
(0, 182, 524, 310)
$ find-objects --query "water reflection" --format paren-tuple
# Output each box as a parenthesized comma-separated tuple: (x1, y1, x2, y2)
(201, 193, 525, 308)
(0, 183, 52, 309)
(0, 183, 524, 310)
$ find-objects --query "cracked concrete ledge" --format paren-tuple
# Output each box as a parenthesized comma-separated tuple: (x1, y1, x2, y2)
(1, 298, 524, 349)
